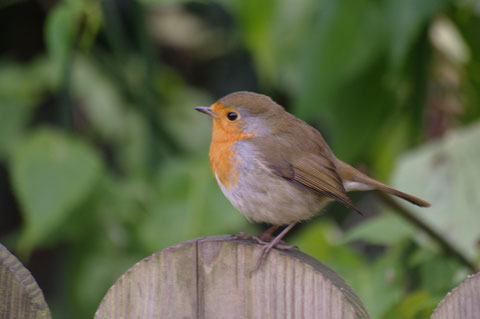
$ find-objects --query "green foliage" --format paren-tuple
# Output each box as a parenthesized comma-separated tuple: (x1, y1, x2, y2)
(1, 0, 480, 318)
(392, 123, 480, 262)
(46, 0, 101, 78)
(10, 128, 102, 256)
(344, 213, 415, 246)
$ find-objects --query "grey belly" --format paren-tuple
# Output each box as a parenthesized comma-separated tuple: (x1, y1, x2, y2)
(217, 166, 328, 225)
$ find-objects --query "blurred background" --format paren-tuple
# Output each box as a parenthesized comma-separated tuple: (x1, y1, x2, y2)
(1, 0, 480, 318)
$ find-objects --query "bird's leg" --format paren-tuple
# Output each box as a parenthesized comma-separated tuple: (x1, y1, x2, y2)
(252, 222, 297, 273)
(257, 225, 279, 242)
(232, 225, 279, 244)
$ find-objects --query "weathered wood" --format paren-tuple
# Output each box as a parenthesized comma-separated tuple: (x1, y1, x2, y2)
(431, 271, 480, 319)
(95, 236, 370, 319)
(0, 244, 51, 319)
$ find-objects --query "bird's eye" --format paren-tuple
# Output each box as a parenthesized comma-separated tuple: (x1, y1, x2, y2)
(227, 112, 238, 121)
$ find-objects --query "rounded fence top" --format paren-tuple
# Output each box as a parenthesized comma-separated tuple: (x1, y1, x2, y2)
(0, 244, 51, 319)
(95, 235, 371, 319)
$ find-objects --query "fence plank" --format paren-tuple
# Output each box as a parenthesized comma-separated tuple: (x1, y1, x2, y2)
(0, 244, 51, 319)
(431, 271, 480, 319)
(95, 235, 370, 319)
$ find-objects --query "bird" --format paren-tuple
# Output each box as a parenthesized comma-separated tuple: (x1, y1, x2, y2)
(195, 91, 430, 271)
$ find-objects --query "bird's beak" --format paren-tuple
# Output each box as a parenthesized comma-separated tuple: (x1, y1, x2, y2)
(195, 106, 217, 117)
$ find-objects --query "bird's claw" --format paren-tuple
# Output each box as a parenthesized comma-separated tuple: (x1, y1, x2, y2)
(249, 240, 298, 275)
(232, 232, 265, 243)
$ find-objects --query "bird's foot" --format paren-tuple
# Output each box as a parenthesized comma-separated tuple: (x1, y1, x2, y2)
(232, 225, 280, 243)
(231, 232, 268, 244)
(250, 223, 299, 275)
(251, 240, 297, 275)
(232, 223, 299, 275)
(231, 232, 296, 248)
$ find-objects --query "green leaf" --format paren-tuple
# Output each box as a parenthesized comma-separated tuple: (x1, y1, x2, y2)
(418, 253, 462, 296)
(72, 57, 127, 142)
(162, 88, 212, 154)
(392, 122, 480, 263)
(10, 128, 102, 255)
(0, 59, 56, 157)
(344, 213, 415, 245)
(290, 0, 390, 161)
(369, 116, 411, 180)
(45, 0, 101, 77)
(72, 243, 141, 319)
(0, 101, 32, 158)
(293, 220, 404, 318)
(294, 0, 384, 118)
(228, 0, 278, 85)
(45, 1, 82, 75)
(431, 272, 480, 319)
(292, 220, 368, 289)
(385, 0, 450, 71)
(136, 156, 254, 252)
(362, 252, 404, 318)
(382, 290, 437, 319)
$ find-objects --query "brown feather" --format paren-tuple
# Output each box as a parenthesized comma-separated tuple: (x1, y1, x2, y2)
(261, 151, 365, 216)
(288, 157, 365, 215)
(241, 97, 429, 214)
(336, 161, 431, 207)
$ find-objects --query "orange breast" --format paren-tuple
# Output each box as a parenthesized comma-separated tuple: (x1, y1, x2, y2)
(209, 116, 253, 188)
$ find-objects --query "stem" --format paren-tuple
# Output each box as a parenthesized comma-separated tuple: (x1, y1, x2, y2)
(59, 52, 73, 130)
(377, 191, 477, 273)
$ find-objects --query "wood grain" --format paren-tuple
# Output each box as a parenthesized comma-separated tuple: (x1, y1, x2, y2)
(431, 271, 480, 319)
(0, 244, 51, 319)
(95, 236, 370, 319)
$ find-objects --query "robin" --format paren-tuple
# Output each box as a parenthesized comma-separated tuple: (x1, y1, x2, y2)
(195, 91, 430, 270)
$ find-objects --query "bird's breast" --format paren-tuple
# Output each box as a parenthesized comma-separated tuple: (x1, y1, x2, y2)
(210, 140, 328, 225)
(209, 140, 240, 188)
(209, 123, 254, 188)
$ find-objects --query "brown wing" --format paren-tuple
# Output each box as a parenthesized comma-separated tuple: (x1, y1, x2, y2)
(271, 154, 364, 216)
(246, 120, 364, 215)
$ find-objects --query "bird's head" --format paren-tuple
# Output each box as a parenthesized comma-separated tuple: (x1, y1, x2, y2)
(195, 91, 285, 141)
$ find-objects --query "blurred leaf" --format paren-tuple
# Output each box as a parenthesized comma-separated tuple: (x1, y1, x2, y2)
(362, 251, 405, 318)
(392, 122, 480, 263)
(162, 88, 212, 153)
(292, 220, 368, 289)
(0, 101, 32, 158)
(431, 272, 480, 319)
(45, 1, 83, 75)
(382, 290, 437, 319)
(386, 0, 450, 71)
(0, 59, 52, 105)
(294, 0, 384, 118)
(78, 2, 103, 51)
(10, 128, 102, 255)
(73, 56, 154, 175)
(0, 59, 56, 157)
(293, 220, 404, 318)
(323, 65, 394, 161)
(344, 213, 415, 245)
(136, 155, 254, 251)
(72, 56, 127, 142)
(290, 0, 391, 161)
(369, 116, 411, 179)
(294, 220, 366, 268)
(116, 110, 151, 176)
(71, 240, 141, 319)
(418, 253, 463, 296)
(228, 0, 277, 85)
(45, 0, 101, 77)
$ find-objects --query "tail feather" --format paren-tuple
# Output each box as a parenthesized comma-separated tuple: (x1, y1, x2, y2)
(359, 176, 431, 207)
(337, 161, 431, 208)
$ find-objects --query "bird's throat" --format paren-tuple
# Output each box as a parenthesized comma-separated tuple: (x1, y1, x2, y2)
(209, 121, 253, 188)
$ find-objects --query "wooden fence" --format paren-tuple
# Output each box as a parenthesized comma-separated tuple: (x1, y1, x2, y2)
(1, 237, 479, 318)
